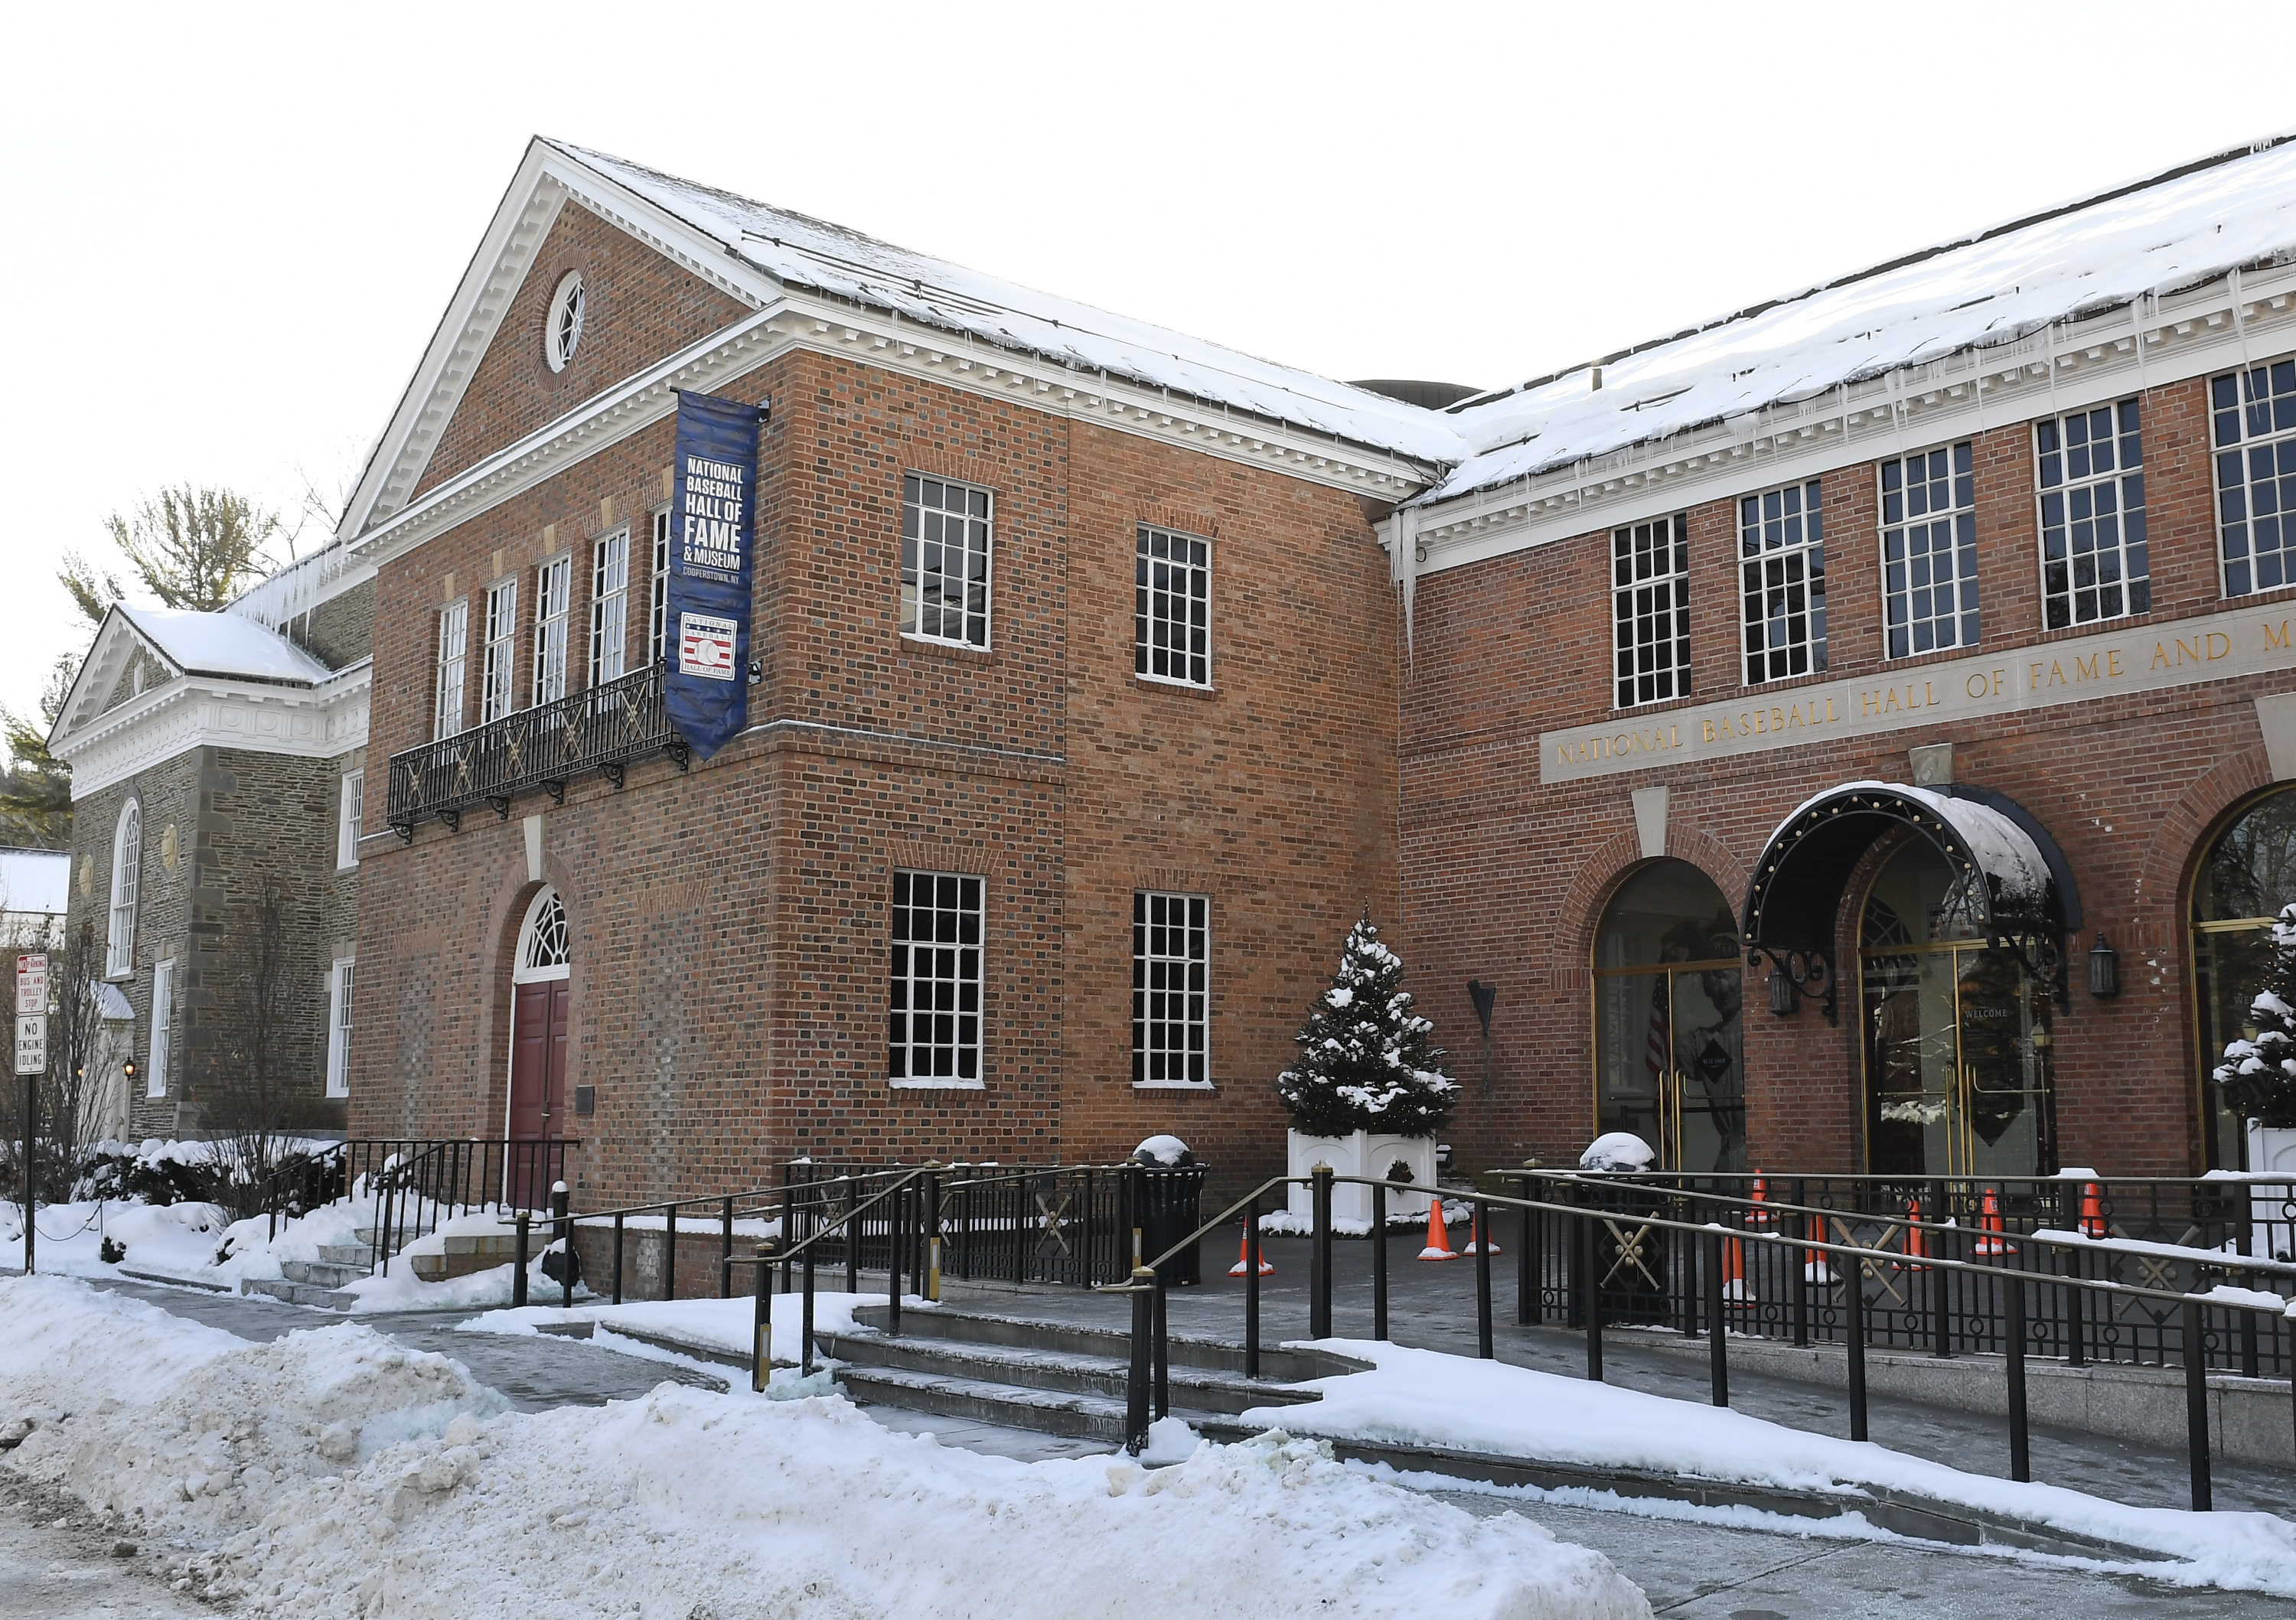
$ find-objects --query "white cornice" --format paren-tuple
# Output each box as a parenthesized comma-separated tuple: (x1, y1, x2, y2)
(1389, 263, 2296, 575)
(55, 663, 371, 801)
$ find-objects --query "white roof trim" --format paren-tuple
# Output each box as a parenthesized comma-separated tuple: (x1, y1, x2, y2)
(51, 660, 370, 802)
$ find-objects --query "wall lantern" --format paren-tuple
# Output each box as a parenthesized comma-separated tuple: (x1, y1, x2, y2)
(1466, 980, 1498, 1094)
(122, 1060, 136, 1087)
(2087, 932, 2120, 999)
(1769, 966, 1799, 1017)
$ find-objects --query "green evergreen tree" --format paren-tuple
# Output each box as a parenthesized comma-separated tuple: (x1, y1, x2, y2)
(0, 656, 77, 850)
(1275, 915, 1458, 1138)
(2217, 904, 2296, 1129)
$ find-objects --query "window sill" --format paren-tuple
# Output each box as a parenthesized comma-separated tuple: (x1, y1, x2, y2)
(1133, 673, 1215, 700)
(889, 1077, 986, 1091)
(899, 633, 996, 661)
(1132, 1080, 1218, 1091)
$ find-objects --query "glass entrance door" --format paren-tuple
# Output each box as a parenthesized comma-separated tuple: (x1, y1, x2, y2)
(1595, 966, 1745, 1172)
(1861, 843, 2055, 1177)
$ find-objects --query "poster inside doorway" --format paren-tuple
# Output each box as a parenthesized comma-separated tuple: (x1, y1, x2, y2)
(665, 389, 768, 760)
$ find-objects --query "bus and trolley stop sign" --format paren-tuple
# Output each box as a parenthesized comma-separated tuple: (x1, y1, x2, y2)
(15, 953, 46, 1075)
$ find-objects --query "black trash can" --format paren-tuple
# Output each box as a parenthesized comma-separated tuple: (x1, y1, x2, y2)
(1566, 1171, 1672, 1328)
(1129, 1140, 1207, 1286)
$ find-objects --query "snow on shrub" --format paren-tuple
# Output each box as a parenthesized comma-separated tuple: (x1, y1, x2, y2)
(2216, 904, 2296, 1128)
(1275, 915, 1458, 1139)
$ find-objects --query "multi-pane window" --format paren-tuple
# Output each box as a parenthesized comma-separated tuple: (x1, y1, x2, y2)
(1740, 481, 1826, 683)
(889, 871, 983, 1085)
(147, 960, 172, 1098)
(1613, 514, 1690, 707)
(1880, 442, 1980, 658)
(2213, 357, 2296, 596)
(533, 555, 571, 705)
(481, 579, 517, 722)
(2037, 399, 2148, 627)
(1133, 892, 1208, 1087)
(325, 957, 354, 1099)
(1136, 526, 1211, 686)
(434, 601, 468, 739)
(902, 474, 992, 647)
(106, 800, 140, 978)
(650, 508, 670, 667)
(337, 769, 364, 870)
(591, 530, 629, 686)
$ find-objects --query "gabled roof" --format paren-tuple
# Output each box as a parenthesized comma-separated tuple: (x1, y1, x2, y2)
(49, 604, 337, 751)
(1427, 130, 2296, 506)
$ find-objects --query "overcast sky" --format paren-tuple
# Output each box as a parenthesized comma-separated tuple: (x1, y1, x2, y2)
(2, 1, 2289, 735)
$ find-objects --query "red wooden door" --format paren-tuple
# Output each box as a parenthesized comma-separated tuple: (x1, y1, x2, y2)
(509, 979, 569, 1141)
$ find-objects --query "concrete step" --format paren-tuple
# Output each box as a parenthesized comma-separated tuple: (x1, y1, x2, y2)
(820, 1329, 1321, 1418)
(240, 1276, 354, 1310)
(317, 1244, 377, 1267)
(848, 1302, 1365, 1384)
(279, 1259, 367, 1289)
(831, 1363, 1235, 1443)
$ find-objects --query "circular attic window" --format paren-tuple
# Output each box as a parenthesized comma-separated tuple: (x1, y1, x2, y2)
(545, 271, 586, 373)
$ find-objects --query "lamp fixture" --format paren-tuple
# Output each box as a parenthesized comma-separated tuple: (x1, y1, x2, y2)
(2087, 931, 2120, 999)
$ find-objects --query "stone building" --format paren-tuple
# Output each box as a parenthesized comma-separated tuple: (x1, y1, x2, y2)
(338, 132, 2296, 1199)
(47, 547, 370, 1141)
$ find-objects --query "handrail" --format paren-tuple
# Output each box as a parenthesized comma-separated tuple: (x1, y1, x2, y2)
(769, 1165, 934, 1266)
(1126, 1172, 1291, 1286)
(1512, 1169, 2296, 1282)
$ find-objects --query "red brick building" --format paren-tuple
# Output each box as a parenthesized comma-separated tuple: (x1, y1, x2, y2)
(343, 135, 2296, 1198)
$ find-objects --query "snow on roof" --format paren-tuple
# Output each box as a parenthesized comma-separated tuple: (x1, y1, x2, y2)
(1426, 132, 2296, 506)
(550, 140, 1463, 464)
(0, 849, 67, 916)
(121, 605, 332, 686)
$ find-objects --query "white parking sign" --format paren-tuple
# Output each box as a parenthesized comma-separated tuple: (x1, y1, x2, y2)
(15, 1012, 44, 1076)
(15, 953, 46, 1016)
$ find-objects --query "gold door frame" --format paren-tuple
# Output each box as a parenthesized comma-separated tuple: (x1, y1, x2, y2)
(1859, 935, 2051, 1177)
(2192, 913, 2280, 1171)
(1591, 957, 1738, 1172)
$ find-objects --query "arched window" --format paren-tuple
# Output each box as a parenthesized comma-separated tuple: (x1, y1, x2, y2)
(106, 800, 141, 977)
(1591, 861, 1744, 1172)
(2192, 788, 2296, 1168)
(515, 887, 569, 982)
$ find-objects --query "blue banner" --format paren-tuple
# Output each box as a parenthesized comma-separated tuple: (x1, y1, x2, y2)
(665, 390, 766, 761)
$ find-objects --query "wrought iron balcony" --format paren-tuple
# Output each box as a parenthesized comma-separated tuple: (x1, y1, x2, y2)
(386, 662, 689, 839)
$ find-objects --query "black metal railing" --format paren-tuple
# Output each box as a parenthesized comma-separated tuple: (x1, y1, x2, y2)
(366, 1138, 576, 1276)
(1495, 1171, 2296, 1377)
(386, 662, 688, 839)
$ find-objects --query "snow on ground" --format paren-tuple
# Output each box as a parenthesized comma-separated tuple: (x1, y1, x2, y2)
(464, 1291, 885, 1361)
(1244, 1339, 2296, 1596)
(0, 1276, 1650, 1619)
(0, 1198, 236, 1280)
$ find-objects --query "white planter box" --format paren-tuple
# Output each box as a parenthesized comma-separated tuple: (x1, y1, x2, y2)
(2245, 1120, 2296, 1260)
(1286, 1129, 1437, 1227)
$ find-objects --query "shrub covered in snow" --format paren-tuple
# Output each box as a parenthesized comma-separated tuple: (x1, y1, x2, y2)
(1275, 916, 1458, 1139)
(2216, 905, 2296, 1129)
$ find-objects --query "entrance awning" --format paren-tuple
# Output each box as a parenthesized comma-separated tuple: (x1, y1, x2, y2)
(1741, 781, 2082, 1014)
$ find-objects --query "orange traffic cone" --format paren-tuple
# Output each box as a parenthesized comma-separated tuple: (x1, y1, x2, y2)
(1417, 1195, 1458, 1261)
(1463, 1208, 1502, 1256)
(1973, 1188, 2014, 1257)
(1721, 1235, 1752, 1303)
(1746, 1174, 1774, 1228)
(1900, 1197, 1926, 1266)
(2079, 1182, 2108, 1241)
(1228, 1223, 1273, 1277)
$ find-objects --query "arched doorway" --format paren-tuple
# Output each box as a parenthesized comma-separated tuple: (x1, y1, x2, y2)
(2191, 787, 2296, 1169)
(1860, 839, 2056, 1177)
(507, 886, 570, 1148)
(1593, 861, 1746, 1172)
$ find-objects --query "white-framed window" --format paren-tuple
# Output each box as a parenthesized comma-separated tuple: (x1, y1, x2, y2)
(533, 555, 571, 706)
(2212, 357, 2296, 598)
(324, 957, 354, 1099)
(1133, 891, 1209, 1087)
(106, 800, 140, 978)
(147, 959, 173, 1098)
(649, 507, 670, 667)
(1740, 480, 1826, 684)
(591, 529, 629, 686)
(1613, 513, 1690, 708)
(481, 578, 517, 722)
(889, 870, 983, 1087)
(434, 601, 468, 740)
(336, 769, 364, 869)
(1136, 526, 1211, 687)
(1880, 442, 1979, 658)
(901, 474, 992, 648)
(545, 271, 585, 373)
(2038, 398, 2148, 627)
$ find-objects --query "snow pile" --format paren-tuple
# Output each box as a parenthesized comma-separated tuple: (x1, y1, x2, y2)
(1578, 1133, 1655, 1173)
(0, 1276, 1651, 1618)
(461, 1292, 886, 1360)
(1245, 1340, 2296, 1596)
(1133, 1133, 1192, 1166)
(0, 1197, 236, 1280)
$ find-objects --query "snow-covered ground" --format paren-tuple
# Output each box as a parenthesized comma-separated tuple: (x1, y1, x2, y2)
(464, 1292, 886, 1362)
(1244, 1339, 2296, 1596)
(0, 1276, 1650, 1619)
